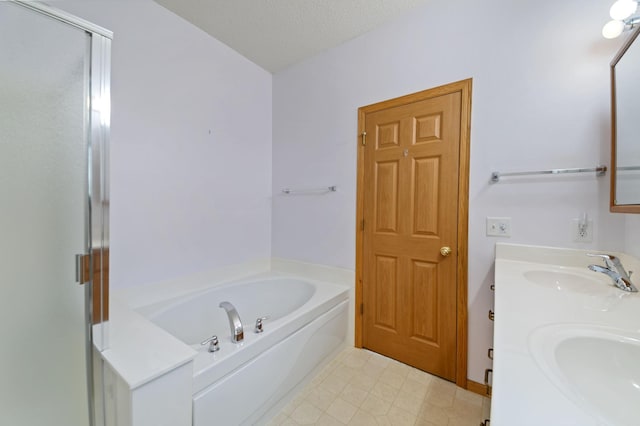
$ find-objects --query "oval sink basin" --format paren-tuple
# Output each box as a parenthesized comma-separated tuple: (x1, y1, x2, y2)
(529, 324, 640, 425)
(523, 269, 608, 294)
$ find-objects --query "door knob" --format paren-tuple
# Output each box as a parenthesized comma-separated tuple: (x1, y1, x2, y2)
(440, 246, 452, 257)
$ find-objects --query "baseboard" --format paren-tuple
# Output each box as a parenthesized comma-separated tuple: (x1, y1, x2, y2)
(467, 380, 491, 397)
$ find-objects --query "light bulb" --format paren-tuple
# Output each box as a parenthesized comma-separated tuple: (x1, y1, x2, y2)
(610, 0, 637, 20)
(602, 19, 626, 38)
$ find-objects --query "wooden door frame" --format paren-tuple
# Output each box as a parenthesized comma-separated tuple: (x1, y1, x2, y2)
(355, 79, 472, 388)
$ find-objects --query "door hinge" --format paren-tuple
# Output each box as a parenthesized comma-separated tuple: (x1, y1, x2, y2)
(360, 303, 364, 315)
(75, 254, 90, 285)
(361, 131, 367, 146)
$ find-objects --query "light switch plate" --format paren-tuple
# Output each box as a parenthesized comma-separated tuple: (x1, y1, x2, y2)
(487, 217, 512, 237)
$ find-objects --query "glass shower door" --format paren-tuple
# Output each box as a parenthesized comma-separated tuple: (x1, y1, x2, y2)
(0, 3, 110, 425)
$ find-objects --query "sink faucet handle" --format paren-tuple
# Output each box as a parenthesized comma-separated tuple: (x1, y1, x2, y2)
(586, 253, 616, 269)
(200, 335, 220, 352)
(255, 316, 270, 333)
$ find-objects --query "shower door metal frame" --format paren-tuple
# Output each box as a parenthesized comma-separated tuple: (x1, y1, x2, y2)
(10, 2, 113, 425)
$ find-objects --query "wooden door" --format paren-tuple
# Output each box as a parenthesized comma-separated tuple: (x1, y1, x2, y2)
(359, 82, 470, 382)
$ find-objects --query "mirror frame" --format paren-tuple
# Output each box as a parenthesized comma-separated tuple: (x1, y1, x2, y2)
(610, 25, 640, 213)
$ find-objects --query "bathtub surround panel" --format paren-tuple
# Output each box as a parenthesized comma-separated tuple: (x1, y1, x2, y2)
(97, 262, 349, 425)
(101, 356, 192, 426)
(193, 301, 348, 425)
(56, 0, 273, 289)
(272, 0, 626, 383)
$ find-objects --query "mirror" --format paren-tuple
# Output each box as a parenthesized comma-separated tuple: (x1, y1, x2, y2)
(611, 26, 640, 213)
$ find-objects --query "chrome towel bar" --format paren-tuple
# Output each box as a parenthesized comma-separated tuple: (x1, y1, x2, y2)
(490, 165, 607, 183)
(282, 185, 337, 195)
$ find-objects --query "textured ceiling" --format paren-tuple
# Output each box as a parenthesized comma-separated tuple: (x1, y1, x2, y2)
(153, 0, 431, 73)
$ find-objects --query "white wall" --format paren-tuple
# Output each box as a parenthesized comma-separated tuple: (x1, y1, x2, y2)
(625, 216, 640, 257)
(272, 0, 628, 382)
(57, 0, 273, 289)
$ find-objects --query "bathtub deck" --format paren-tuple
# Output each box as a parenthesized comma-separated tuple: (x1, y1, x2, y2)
(267, 347, 490, 426)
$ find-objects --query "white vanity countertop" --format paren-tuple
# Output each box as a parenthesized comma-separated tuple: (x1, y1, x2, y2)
(491, 243, 640, 426)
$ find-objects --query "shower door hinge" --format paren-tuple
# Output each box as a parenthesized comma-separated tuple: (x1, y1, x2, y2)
(361, 131, 367, 146)
(75, 254, 90, 285)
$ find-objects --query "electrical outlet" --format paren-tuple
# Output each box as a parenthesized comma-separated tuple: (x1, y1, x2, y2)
(486, 217, 511, 237)
(572, 218, 593, 242)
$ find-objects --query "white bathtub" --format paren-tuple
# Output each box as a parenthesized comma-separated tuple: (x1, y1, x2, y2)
(138, 275, 349, 425)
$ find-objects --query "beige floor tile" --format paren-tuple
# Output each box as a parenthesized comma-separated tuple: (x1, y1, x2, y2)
(339, 383, 369, 407)
(348, 409, 378, 426)
(448, 416, 480, 426)
(348, 372, 377, 392)
(360, 393, 392, 416)
(393, 389, 426, 416)
(270, 348, 486, 426)
(326, 360, 344, 374)
(336, 364, 361, 380)
(444, 398, 482, 420)
(371, 380, 401, 403)
(374, 415, 394, 426)
(281, 398, 300, 416)
(414, 417, 441, 426)
(386, 360, 412, 378)
(428, 378, 457, 396)
(326, 397, 358, 424)
(379, 369, 407, 389)
(316, 413, 345, 426)
(400, 377, 429, 398)
(290, 402, 323, 425)
(387, 405, 418, 426)
(291, 389, 311, 406)
(342, 351, 370, 369)
(311, 369, 331, 386)
(365, 350, 392, 367)
(265, 412, 290, 425)
(454, 388, 483, 407)
(361, 362, 386, 379)
(424, 390, 455, 409)
(417, 402, 449, 425)
(407, 368, 433, 385)
(306, 386, 338, 411)
(320, 372, 350, 395)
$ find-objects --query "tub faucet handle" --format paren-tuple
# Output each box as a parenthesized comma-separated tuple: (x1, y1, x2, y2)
(255, 316, 270, 333)
(200, 335, 220, 352)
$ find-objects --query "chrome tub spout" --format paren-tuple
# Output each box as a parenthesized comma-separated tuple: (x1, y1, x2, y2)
(219, 301, 244, 342)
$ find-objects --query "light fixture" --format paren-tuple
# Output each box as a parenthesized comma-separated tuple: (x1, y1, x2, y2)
(603, 0, 640, 38)
(603, 19, 627, 38)
(610, 0, 637, 20)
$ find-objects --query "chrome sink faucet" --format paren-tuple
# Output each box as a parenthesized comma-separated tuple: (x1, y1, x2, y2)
(587, 253, 637, 292)
(219, 301, 244, 342)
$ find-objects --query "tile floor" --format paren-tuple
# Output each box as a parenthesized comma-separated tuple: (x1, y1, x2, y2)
(267, 347, 490, 426)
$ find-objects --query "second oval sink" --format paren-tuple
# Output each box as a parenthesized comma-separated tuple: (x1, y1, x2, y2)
(529, 324, 640, 426)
